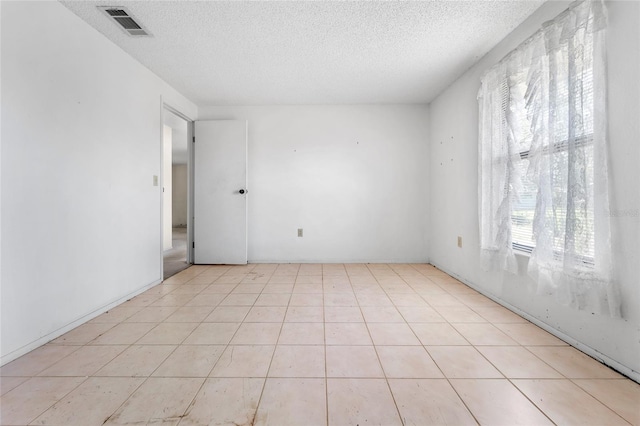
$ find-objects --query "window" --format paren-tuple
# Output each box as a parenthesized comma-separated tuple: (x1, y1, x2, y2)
(510, 62, 596, 265)
(478, 0, 619, 316)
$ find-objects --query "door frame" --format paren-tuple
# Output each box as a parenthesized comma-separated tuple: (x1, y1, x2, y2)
(160, 101, 195, 280)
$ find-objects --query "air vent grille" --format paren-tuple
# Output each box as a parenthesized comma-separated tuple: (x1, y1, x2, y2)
(105, 9, 127, 17)
(98, 6, 151, 37)
(114, 17, 142, 30)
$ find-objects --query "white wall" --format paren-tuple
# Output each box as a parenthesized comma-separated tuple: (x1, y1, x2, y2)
(428, 0, 640, 380)
(172, 164, 188, 227)
(199, 105, 430, 263)
(1, 1, 197, 364)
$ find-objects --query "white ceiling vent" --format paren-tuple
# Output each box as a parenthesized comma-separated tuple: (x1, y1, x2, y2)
(98, 6, 151, 37)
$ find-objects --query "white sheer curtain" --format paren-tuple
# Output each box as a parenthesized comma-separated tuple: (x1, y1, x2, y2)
(478, 0, 619, 316)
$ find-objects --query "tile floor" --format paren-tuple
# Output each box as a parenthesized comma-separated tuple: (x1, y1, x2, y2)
(1, 263, 638, 425)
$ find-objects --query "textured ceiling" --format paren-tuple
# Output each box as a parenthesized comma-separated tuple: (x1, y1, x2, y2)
(60, 0, 545, 106)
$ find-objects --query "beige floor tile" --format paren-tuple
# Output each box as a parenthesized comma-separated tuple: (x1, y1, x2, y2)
(104, 377, 203, 425)
(327, 378, 402, 425)
(0, 377, 86, 425)
(180, 378, 264, 425)
(494, 323, 567, 346)
(344, 264, 371, 275)
(153, 345, 224, 377)
(434, 305, 487, 322)
(355, 293, 394, 307)
(294, 276, 322, 285)
(323, 283, 353, 293)
(527, 346, 623, 379)
(368, 323, 421, 345)
(124, 306, 179, 323)
(245, 306, 287, 322)
(298, 265, 322, 275)
(184, 275, 217, 285)
(325, 322, 372, 345)
(472, 306, 528, 323)
(201, 283, 236, 294)
(171, 284, 209, 294)
(376, 346, 443, 378)
(183, 322, 240, 345)
(388, 379, 476, 425)
(90, 322, 157, 345)
(513, 379, 629, 425)
(451, 379, 552, 425)
(422, 293, 465, 307)
(203, 306, 250, 322)
(455, 293, 500, 307)
(360, 306, 405, 323)
(240, 277, 270, 286)
(573, 379, 640, 425)
(49, 322, 115, 345)
(289, 293, 323, 306)
(323, 274, 350, 284)
(285, 306, 324, 322)
(383, 285, 416, 295)
(231, 278, 267, 294)
(210, 345, 275, 378)
(136, 322, 198, 345)
(272, 268, 299, 278)
(38, 345, 127, 377)
(231, 323, 282, 345)
(0, 345, 79, 377)
(254, 293, 291, 306)
(89, 306, 142, 323)
(219, 293, 259, 306)
(326, 346, 383, 378)
(410, 323, 469, 345)
(214, 275, 246, 284)
(427, 346, 503, 378)
(261, 284, 294, 293)
(477, 346, 563, 379)
(151, 293, 197, 307)
(278, 323, 325, 345)
(96, 345, 176, 377)
(0, 376, 28, 396)
(165, 306, 213, 322)
(396, 306, 445, 322)
(452, 323, 519, 345)
(233, 283, 266, 293)
(268, 345, 325, 378)
(349, 276, 378, 286)
(30, 377, 143, 425)
(293, 283, 324, 294)
(255, 378, 327, 425)
(388, 293, 429, 307)
(324, 306, 364, 322)
(119, 292, 159, 307)
(184, 293, 226, 307)
(323, 292, 358, 307)
(268, 277, 297, 286)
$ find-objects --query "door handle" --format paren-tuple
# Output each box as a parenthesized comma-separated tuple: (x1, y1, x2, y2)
(238, 189, 247, 194)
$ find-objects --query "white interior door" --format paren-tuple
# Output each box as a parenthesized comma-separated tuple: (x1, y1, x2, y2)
(194, 120, 247, 264)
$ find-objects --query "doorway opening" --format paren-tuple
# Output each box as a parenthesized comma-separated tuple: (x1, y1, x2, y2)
(162, 107, 191, 279)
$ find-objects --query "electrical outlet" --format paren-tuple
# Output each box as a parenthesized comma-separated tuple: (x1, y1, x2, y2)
(457, 236, 462, 248)
(298, 228, 303, 237)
